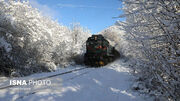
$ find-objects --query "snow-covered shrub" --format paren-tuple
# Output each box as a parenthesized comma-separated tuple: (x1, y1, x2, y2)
(120, 0, 180, 100)
(0, 0, 90, 76)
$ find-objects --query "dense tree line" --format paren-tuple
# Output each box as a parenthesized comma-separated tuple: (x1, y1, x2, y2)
(0, 0, 90, 76)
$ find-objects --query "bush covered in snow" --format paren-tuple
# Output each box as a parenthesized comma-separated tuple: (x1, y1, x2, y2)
(120, 0, 180, 100)
(0, 0, 90, 76)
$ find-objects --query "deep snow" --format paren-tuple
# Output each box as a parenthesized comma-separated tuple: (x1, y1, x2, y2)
(0, 59, 152, 101)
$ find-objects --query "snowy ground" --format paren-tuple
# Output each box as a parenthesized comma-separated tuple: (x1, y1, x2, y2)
(0, 59, 152, 101)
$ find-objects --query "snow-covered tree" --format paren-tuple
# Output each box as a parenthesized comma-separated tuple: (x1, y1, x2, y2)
(69, 23, 91, 64)
(120, 0, 180, 100)
(0, 0, 90, 76)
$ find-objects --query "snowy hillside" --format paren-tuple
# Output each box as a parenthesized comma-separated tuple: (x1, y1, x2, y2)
(0, 59, 153, 101)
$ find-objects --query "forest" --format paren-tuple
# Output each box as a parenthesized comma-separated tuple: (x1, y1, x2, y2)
(0, 0, 179, 100)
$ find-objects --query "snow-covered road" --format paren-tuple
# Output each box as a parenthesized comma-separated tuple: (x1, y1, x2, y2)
(0, 59, 152, 101)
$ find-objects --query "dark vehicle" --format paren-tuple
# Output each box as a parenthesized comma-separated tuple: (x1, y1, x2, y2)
(84, 34, 120, 67)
